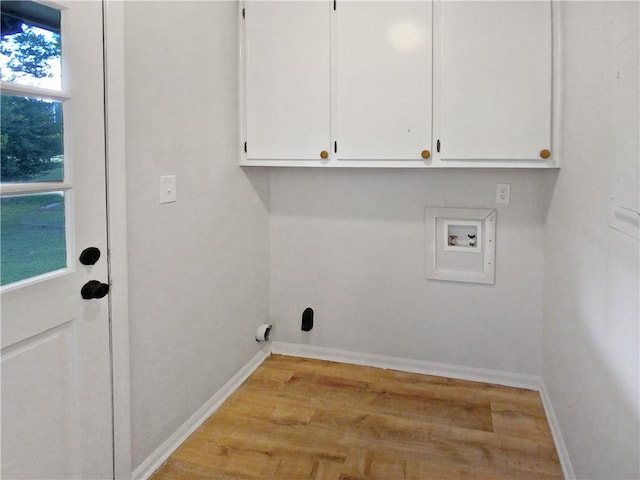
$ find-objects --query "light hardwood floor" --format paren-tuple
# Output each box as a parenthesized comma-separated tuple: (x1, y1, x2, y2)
(150, 355, 563, 479)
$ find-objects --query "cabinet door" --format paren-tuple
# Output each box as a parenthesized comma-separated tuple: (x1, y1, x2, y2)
(244, 1, 331, 160)
(336, 1, 432, 160)
(435, 1, 552, 161)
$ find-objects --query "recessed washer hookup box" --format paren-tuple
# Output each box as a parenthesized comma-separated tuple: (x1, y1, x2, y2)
(425, 207, 496, 285)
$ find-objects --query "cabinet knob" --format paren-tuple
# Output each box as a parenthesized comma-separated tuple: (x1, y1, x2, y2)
(540, 149, 551, 159)
(421, 150, 431, 159)
(320, 150, 329, 159)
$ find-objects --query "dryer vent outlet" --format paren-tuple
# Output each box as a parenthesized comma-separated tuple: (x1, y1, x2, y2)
(301, 308, 314, 332)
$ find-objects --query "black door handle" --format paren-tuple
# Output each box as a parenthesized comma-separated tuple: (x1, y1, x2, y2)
(81, 280, 109, 299)
(79, 247, 101, 265)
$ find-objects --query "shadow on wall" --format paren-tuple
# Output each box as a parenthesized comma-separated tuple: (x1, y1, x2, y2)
(268, 167, 559, 226)
(242, 166, 270, 211)
(544, 223, 640, 477)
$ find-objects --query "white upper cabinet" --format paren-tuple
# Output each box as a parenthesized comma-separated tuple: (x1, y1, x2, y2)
(240, 0, 556, 168)
(434, 1, 553, 164)
(243, 1, 331, 161)
(336, 1, 432, 161)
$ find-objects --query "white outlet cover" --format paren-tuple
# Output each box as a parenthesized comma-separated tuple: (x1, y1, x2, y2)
(496, 183, 510, 204)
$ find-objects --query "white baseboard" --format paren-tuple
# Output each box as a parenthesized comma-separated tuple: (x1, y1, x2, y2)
(271, 341, 541, 390)
(131, 341, 574, 480)
(271, 341, 575, 479)
(539, 382, 576, 480)
(131, 347, 270, 480)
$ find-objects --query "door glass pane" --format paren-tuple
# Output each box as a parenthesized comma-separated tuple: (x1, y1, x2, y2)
(1, 95, 64, 183)
(0, 1, 68, 288)
(1, 192, 67, 286)
(0, 4, 62, 90)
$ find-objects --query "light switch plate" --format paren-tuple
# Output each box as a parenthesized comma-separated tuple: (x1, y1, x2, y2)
(160, 175, 177, 203)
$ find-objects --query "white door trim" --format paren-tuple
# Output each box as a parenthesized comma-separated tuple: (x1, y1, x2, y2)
(103, 1, 131, 478)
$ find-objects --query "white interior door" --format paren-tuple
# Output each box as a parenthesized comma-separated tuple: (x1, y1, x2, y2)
(1, 1, 113, 478)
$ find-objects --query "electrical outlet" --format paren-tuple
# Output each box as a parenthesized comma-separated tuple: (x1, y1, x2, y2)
(496, 183, 510, 204)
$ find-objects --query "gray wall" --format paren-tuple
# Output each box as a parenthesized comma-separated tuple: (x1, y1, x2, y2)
(123, 2, 269, 469)
(270, 168, 556, 375)
(120, 1, 639, 477)
(543, 2, 639, 479)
